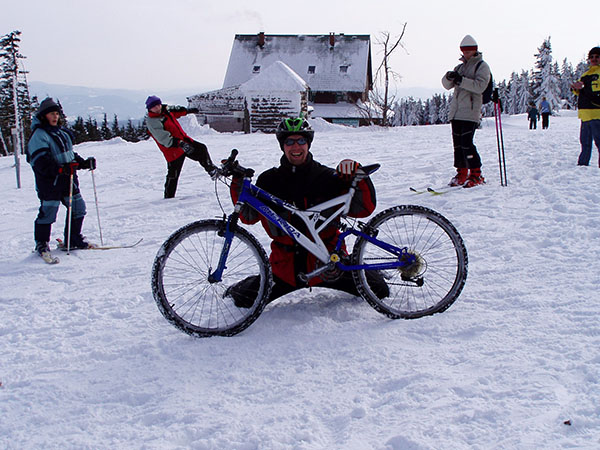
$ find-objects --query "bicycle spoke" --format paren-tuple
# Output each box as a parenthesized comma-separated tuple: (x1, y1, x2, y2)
(152, 220, 272, 337)
(353, 205, 467, 319)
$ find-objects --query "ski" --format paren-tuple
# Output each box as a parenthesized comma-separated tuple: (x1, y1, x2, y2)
(427, 186, 463, 195)
(38, 250, 59, 264)
(56, 237, 143, 251)
(410, 186, 461, 195)
(88, 238, 143, 250)
(426, 187, 446, 195)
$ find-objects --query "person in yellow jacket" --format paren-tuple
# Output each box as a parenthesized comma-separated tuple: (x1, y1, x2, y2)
(572, 47, 600, 166)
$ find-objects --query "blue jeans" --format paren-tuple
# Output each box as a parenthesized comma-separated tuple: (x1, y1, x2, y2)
(578, 119, 600, 166)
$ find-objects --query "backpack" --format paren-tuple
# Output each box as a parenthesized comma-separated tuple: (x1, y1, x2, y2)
(476, 61, 494, 104)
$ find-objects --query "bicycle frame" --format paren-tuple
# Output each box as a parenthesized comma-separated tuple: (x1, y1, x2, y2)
(208, 172, 414, 283)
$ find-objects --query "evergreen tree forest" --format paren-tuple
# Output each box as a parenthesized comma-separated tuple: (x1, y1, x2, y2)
(0, 31, 149, 156)
(69, 114, 148, 145)
(0, 30, 35, 156)
(392, 36, 586, 127)
(0, 32, 591, 155)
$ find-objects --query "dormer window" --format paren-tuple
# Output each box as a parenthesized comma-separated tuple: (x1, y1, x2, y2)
(339, 65, 348, 73)
(252, 65, 261, 73)
(307, 65, 316, 74)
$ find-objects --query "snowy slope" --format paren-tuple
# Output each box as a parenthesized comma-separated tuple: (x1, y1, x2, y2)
(1, 111, 599, 449)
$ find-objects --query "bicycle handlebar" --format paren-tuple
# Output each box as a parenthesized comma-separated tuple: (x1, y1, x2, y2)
(218, 149, 255, 179)
(217, 149, 380, 182)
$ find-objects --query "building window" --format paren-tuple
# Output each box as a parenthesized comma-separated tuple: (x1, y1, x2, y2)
(252, 65, 260, 73)
(307, 65, 316, 74)
(339, 65, 348, 73)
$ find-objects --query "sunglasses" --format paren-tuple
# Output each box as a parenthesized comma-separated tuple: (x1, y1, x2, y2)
(284, 137, 307, 146)
(589, 55, 600, 59)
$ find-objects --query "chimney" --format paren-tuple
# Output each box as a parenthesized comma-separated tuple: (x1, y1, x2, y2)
(258, 32, 265, 48)
(329, 32, 335, 48)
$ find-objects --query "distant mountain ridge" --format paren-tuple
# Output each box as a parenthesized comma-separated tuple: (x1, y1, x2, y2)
(28, 81, 444, 123)
(28, 81, 215, 122)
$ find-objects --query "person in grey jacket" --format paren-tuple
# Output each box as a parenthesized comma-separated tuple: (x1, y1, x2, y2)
(442, 35, 491, 188)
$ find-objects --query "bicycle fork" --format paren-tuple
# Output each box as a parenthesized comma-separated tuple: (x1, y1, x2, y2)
(207, 213, 239, 283)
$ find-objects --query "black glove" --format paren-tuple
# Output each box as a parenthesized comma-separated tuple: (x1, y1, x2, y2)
(187, 107, 199, 114)
(80, 157, 96, 170)
(446, 71, 462, 84)
(445, 71, 457, 80)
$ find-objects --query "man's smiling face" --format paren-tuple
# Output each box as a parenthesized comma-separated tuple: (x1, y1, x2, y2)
(282, 134, 309, 166)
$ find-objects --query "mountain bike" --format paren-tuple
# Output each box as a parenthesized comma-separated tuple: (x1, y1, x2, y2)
(152, 150, 468, 338)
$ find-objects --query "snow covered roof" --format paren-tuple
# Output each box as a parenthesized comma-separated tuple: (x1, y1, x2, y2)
(223, 33, 372, 93)
(240, 61, 308, 92)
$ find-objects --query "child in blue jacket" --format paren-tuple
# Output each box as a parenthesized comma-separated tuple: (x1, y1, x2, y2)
(27, 97, 96, 259)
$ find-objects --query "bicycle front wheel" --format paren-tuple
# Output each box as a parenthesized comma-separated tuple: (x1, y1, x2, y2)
(352, 205, 467, 319)
(152, 220, 272, 337)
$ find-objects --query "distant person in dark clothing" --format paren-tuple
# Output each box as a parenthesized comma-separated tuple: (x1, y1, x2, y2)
(527, 104, 540, 129)
(539, 97, 551, 129)
(145, 96, 216, 198)
(572, 47, 600, 166)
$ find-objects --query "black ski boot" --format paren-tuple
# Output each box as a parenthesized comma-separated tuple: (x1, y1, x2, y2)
(64, 216, 95, 249)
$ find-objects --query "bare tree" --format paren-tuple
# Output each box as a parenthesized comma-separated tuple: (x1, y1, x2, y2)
(372, 25, 408, 127)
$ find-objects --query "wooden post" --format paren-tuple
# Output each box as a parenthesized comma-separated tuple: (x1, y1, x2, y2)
(12, 128, 21, 189)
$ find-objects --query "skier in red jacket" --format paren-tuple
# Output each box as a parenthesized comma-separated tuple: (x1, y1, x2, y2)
(228, 117, 388, 307)
(145, 95, 216, 198)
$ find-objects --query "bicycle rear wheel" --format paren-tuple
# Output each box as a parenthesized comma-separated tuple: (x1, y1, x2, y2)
(352, 205, 467, 319)
(152, 219, 272, 337)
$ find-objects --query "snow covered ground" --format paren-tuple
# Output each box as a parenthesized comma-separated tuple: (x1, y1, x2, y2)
(1, 110, 599, 449)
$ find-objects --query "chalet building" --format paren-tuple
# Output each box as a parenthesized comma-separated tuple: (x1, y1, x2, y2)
(188, 86, 247, 133)
(188, 33, 375, 132)
(188, 61, 309, 133)
(242, 61, 309, 133)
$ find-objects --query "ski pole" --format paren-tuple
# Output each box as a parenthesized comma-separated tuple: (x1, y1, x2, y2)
(66, 164, 75, 254)
(90, 168, 104, 246)
(493, 95, 502, 183)
(493, 89, 507, 186)
(497, 102, 508, 186)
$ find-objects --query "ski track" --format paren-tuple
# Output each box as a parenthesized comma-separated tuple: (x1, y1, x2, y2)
(1, 111, 599, 449)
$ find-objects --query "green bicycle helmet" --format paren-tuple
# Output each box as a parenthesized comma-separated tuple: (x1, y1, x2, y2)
(276, 117, 314, 150)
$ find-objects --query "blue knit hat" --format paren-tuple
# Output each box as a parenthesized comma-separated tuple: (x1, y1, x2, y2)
(145, 95, 162, 110)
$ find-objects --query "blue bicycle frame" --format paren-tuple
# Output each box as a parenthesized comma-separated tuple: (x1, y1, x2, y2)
(208, 170, 415, 283)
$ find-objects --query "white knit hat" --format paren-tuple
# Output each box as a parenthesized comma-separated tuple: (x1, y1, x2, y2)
(460, 35, 478, 50)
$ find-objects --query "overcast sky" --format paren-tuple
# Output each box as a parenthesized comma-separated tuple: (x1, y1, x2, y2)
(3, 0, 598, 95)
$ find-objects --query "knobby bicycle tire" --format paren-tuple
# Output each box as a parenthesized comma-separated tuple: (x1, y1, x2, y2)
(152, 220, 272, 337)
(352, 205, 468, 319)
